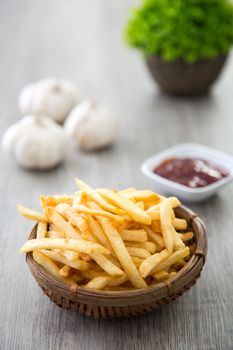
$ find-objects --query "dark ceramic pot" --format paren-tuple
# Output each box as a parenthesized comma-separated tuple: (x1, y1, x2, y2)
(146, 54, 228, 96)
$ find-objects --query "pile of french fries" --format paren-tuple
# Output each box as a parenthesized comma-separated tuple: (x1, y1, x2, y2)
(19, 179, 195, 291)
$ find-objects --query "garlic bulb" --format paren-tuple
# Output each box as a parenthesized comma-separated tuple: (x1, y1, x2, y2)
(64, 100, 117, 151)
(19, 78, 78, 123)
(2, 115, 66, 169)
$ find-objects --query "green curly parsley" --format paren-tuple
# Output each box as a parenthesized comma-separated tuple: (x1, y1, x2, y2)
(125, 0, 233, 62)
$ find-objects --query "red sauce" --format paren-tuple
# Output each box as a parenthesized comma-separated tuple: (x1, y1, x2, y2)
(153, 158, 229, 188)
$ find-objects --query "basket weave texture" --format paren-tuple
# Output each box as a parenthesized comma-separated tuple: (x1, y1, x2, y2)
(26, 205, 207, 318)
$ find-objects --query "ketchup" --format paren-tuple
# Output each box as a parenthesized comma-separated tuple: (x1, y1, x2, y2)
(153, 158, 229, 188)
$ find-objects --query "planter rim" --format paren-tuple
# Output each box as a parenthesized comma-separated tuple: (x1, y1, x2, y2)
(146, 53, 228, 64)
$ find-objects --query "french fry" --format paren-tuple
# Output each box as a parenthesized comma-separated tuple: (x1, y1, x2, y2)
(172, 258, 186, 269)
(107, 274, 128, 287)
(120, 229, 148, 243)
(73, 204, 124, 223)
(36, 222, 47, 239)
(33, 250, 75, 285)
(97, 189, 151, 225)
(131, 256, 144, 267)
(33, 250, 59, 276)
(126, 222, 141, 229)
(168, 214, 186, 251)
(86, 215, 112, 252)
(46, 208, 81, 239)
(47, 230, 66, 238)
(17, 205, 47, 222)
(179, 232, 194, 241)
(40, 195, 73, 208)
(125, 241, 156, 254)
(156, 202, 184, 253)
(62, 251, 79, 261)
(56, 204, 90, 234)
(153, 271, 176, 281)
(76, 179, 123, 215)
(170, 197, 181, 208)
(167, 271, 176, 278)
(85, 276, 111, 290)
(147, 203, 160, 213)
(55, 203, 90, 236)
(142, 225, 165, 250)
(59, 265, 72, 277)
(107, 254, 122, 269)
(100, 218, 147, 289)
(40, 249, 89, 271)
(86, 201, 125, 256)
(20, 238, 110, 255)
(90, 252, 124, 277)
(80, 253, 93, 262)
(120, 190, 160, 203)
(173, 218, 188, 231)
(72, 191, 84, 207)
(81, 270, 108, 280)
(172, 229, 186, 251)
(155, 207, 184, 251)
(48, 224, 65, 233)
(81, 231, 99, 243)
(153, 270, 169, 281)
(135, 201, 145, 210)
(152, 247, 190, 273)
(148, 210, 160, 221)
(147, 197, 180, 216)
(19, 180, 194, 291)
(118, 221, 139, 231)
(139, 249, 169, 278)
(143, 241, 157, 253)
(127, 247, 151, 259)
(160, 199, 175, 254)
(69, 273, 85, 284)
(151, 221, 162, 233)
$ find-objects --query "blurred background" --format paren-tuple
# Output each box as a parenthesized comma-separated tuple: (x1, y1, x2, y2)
(1, 0, 233, 191)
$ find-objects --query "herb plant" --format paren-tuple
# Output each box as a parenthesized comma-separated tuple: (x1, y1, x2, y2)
(125, 0, 233, 62)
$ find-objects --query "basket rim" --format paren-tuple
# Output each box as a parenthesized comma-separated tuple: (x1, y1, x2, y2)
(26, 204, 207, 299)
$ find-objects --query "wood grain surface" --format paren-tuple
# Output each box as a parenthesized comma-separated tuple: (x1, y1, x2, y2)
(0, 1, 233, 349)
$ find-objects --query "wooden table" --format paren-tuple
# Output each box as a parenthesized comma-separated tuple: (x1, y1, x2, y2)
(1, 1, 233, 349)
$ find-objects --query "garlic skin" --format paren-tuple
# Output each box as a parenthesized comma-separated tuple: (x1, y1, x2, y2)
(64, 100, 117, 151)
(19, 78, 79, 123)
(2, 115, 66, 169)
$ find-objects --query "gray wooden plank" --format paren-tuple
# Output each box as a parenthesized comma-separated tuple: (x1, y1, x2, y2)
(0, 0, 233, 349)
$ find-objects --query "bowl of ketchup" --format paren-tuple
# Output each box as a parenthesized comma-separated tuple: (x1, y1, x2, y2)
(141, 143, 233, 202)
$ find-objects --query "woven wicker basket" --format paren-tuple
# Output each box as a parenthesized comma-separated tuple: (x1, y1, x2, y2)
(26, 205, 207, 318)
